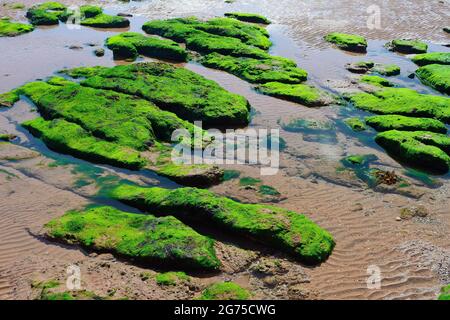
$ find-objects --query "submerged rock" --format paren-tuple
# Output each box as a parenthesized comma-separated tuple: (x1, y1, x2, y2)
(93, 48, 104, 57)
(416, 64, 450, 94)
(372, 63, 400, 76)
(44, 206, 220, 270)
(324, 32, 367, 52)
(224, 12, 271, 24)
(344, 117, 366, 132)
(386, 39, 428, 54)
(110, 185, 335, 264)
(0, 17, 33, 37)
(345, 61, 374, 74)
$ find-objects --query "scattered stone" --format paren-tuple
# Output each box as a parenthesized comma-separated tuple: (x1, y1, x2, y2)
(345, 61, 374, 74)
(94, 48, 105, 57)
(399, 206, 429, 220)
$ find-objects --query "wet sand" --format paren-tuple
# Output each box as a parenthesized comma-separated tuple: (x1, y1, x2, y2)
(0, 0, 449, 300)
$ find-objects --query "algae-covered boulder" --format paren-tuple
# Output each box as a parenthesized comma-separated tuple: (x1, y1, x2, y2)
(416, 64, 450, 94)
(257, 82, 335, 106)
(224, 12, 270, 24)
(360, 75, 393, 87)
(344, 118, 366, 132)
(61, 63, 250, 127)
(142, 17, 271, 50)
(411, 52, 450, 66)
(106, 32, 187, 61)
(73, 5, 130, 28)
(365, 115, 447, 133)
(45, 206, 220, 270)
(200, 53, 307, 84)
(372, 64, 400, 76)
(375, 130, 450, 173)
(0, 17, 34, 37)
(198, 282, 251, 300)
(386, 39, 428, 54)
(26, 2, 67, 25)
(324, 32, 367, 52)
(22, 117, 147, 170)
(348, 88, 450, 123)
(438, 284, 450, 300)
(110, 185, 335, 264)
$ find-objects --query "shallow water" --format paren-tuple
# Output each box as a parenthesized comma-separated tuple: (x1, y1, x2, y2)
(0, 0, 449, 300)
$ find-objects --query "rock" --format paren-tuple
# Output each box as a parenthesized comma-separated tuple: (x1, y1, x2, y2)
(94, 48, 105, 57)
(399, 206, 429, 220)
(345, 61, 374, 74)
(117, 13, 133, 17)
(68, 45, 83, 50)
(396, 216, 402, 221)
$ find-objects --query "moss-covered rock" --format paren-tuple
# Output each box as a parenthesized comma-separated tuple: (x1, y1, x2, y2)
(372, 64, 400, 76)
(110, 185, 335, 264)
(386, 39, 428, 54)
(348, 88, 450, 123)
(256, 82, 335, 106)
(198, 282, 251, 300)
(344, 117, 366, 132)
(0, 90, 20, 107)
(224, 12, 270, 24)
(155, 272, 190, 286)
(105, 32, 187, 61)
(324, 32, 367, 52)
(416, 64, 450, 94)
(26, 2, 67, 25)
(61, 63, 250, 127)
(365, 115, 447, 133)
(360, 75, 393, 87)
(375, 130, 450, 173)
(0, 17, 33, 37)
(143, 17, 271, 50)
(16, 79, 197, 150)
(200, 53, 307, 84)
(438, 284, 450, 300)
(45, 206, 220, 270)
(22, 117, 147, 170)
(411, 52, 450, 66)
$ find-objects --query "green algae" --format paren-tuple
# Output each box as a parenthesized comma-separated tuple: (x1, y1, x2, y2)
(348, 88, 450, 123)
(258, 185, 280, 196)
(256, 81, 335, 106)
(155, 272, 190, 286)
(411, 52, 450, 66)
(0, 90, 20, 107)
(16, 79, 198, 150)
(142, 17, 271, 50)
(200, 53, 307, 84)
(45, 206, 220, 270)
(324, 32, 367, 52)
(365, 115, 447, 133)
(372, 64, 400, 76)
(224, 12, 271, 24)
(438, 284, 450, 300)
(403, 168, 441, 188)
(26, 2, 67, 25)
(340, 154, 380, 187)
(344, 117, 366, 132)
(387, 39, 428, 54)
(61, 63, 250, 127)
(375, 130, 450, 173)
(76, 5, 129, 28)
(416, 64, 450, 94)
(239, 176, 261, 186)
(198, 282, 250, 300)
(106, 32, 187, 61)
(110, 185, 335, 264)
(361, 75, 393, 87)
(22, 117, 146, 170)
(223, 169, 241, 181)
(0, 17, 33, 37)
